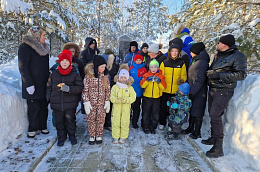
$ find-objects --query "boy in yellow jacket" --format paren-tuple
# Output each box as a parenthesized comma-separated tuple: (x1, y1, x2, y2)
(110, 65, 136, 144)
(140, 60, 167, 134)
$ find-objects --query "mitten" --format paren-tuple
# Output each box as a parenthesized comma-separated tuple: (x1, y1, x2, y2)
(153, 76, 161, 83)
(146, 76, 154, 82)
(171, 103, 179, 109)
(207, 70, 219, 79)
(83, 101, 92, 115)
(104, 101, 110, 113)
(167, 101, 170, 106)
(61, 85, 70, 92)
(26, 85, 35, 95)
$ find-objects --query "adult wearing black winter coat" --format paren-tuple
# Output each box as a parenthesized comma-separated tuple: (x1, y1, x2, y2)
(18, 26, 50, 138)
(80, 37, 100, 67)
(183, 42, 210, 139)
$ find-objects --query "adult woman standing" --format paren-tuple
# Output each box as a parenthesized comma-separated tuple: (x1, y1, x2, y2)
(18, 26, 50, 138)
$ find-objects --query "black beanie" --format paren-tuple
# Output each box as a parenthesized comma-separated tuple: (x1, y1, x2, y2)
(190, 42, 205, 55)
(93, 55, 108, 78)
(219, 34, 235, 47)
(169, 38, 183, 50)
(141, 43, 149, 50)
(129, 41, 138, 52)
(169, 44, 181, 51)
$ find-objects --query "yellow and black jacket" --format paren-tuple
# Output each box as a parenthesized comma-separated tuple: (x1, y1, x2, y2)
(160, 58, 187, 94)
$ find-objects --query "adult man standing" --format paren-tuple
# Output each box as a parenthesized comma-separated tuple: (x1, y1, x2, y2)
(123, 41, 140, 67)
(80, 37, 100, 67)
(202, 34, 247, 158)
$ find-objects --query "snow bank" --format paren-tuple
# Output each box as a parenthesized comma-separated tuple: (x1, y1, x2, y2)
(0, 57, 27, 152)
(224, 74, 260, 171)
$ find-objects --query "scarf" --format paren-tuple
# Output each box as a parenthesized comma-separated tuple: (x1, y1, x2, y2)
(58, 65, 72, 75)
(116, 82, 128, 89)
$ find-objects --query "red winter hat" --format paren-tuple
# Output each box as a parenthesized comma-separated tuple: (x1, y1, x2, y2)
(134, 54, 143, 62)
(58, 50, 72, 65)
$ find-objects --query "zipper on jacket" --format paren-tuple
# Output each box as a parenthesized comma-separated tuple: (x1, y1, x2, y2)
(170, 67, 174, 94)
(61, 76, 64, 111)
(96, 77, 100, 115)
(152, 81, 154, 98)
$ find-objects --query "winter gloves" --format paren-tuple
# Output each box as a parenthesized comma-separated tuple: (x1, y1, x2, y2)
(104, 101, 110, 113)
(167, 101, 179, 109)
(60, 85, 70, 92)
(84, 101, 92, 115)
(207, 70, 219, 79)
(146, 76, 161, 83)
(26, 85, 35, 95)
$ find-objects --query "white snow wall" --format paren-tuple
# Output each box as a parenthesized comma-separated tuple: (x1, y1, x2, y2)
(0, 58, 27, 152)
(224, 74, 260, 171)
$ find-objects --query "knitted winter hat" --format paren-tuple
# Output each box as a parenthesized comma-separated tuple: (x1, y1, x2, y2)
(141, 43, 149, 50)
(58, 50, 72, 65)
(134, 54, 143, 62)
(179, 82, 190, 94)
(119, 69, 129, 80)
(219, 34, 235, 47)
(169, 44, 181, 52)
(93, 55, 108, 78)
(190, 42, 205, 55)
(148, 44, 159, 54)
(27, 26, 41, 40)
(149, 59, 159, 69)
(169, 38, 183, 49)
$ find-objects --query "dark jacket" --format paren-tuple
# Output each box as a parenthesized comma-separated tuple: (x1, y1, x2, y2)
(145, 52, 167, 70)
(80, 37, 100, 66)
(208, 45, 247, 91)
(46, 68, 83, 111)
(72, 58, 85, 79)
(18, 35, 50, 99)
(142, 52, 150, 70)
(188, 50, 209, 117)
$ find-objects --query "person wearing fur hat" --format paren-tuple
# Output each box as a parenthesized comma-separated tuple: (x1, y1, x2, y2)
(82, 55, 110, 145)
(18, 26, 50, 138)
(202, 34, 247, 158)
(182, 42, 209, 140)
(159, 44, 187, 131)
(129, 54, 147, 129)
(80, 37, 100, 67)
(123, 41, 141, 67)
(140, 60, 167, 134)
(167, 79, 191, 139)
(146, 44, 167, 70)
(46, 50, 83, 146)
(110, 64, 136, 144)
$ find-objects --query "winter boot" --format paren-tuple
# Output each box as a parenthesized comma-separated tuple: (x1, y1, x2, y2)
(201, 137, 215, 145)
(89, 136, 95, 145)
(57, 139, 65, 147)
(206, 138, 224, 158)
(96, 136, 102, 144)
(69, 134, 78, 145)
(189, 117, 202, 139)
(182, 116, 195, 134)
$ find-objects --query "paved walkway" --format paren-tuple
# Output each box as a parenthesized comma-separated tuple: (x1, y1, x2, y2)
(35, 114, 211, 172)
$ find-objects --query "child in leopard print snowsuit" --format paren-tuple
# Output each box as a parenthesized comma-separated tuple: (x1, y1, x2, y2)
(82, 55, 110, 145)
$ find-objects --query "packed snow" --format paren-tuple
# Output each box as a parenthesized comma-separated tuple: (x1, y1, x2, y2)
(0, 57, 259, 171)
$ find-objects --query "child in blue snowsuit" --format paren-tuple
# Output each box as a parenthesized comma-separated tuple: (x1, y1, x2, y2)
(167, 79, 191, 139)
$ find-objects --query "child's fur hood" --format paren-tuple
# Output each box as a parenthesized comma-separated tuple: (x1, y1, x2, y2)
(119, 63, 129, 71)
(63, 42, 81, 59)
(84, 63, 95, 77)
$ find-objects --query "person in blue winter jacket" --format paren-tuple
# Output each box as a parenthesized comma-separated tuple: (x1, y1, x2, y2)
(175, 27, 195, 62)
(129, 54, 147, 128)
(123, 41, 140, 67)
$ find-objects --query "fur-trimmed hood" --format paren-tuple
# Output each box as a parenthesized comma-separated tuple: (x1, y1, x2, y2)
(107, 54, 115, 71)
(63, 42, 81, 59)
(119, 63, 129, 71)
(84, 63, 109, 79)
(22, 35, 50, 56)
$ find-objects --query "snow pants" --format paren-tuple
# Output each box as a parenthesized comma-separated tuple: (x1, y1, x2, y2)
(27, 98, 48, 132)
(132, 97, 142, 126)
(142, 97, 160, 130)
(159, 93, 174, 126)
(86, 104, 106, 137)
(111, 103, 131, 139)
(208, 90, 234, 139)
(54, 109, 76, 141)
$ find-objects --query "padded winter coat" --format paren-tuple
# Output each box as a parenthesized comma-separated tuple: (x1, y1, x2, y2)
(140, 69, 167, 98)
(188, 50, 209, 117)
(129, 62, 147, 97)
(160, 58, 187, 94)
(18, 35, 50, 99)
(208, 45, 247, 91)
(80, 37, 100, 66)
(46, 68, 83, 111)
(123, 50, 140, 67)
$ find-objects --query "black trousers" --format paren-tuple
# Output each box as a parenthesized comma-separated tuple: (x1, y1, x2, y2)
(104, 102, 113, 127)
(208, 90, 234, 139)
(142, 97, 160, 130)
(27, 98, 48, 132)
(159, 93, 174, 126)
(54, 109, 77, 140)
(132, 97, 142, 126)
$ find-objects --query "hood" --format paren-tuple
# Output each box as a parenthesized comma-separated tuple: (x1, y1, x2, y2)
(22, 35, 50, 56)
(181, 28, 190, 34)
(63, 42, 81, 59)
(192, 49, 210, 63)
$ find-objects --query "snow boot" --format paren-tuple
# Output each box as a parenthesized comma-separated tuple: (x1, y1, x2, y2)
(96, 136, 102, 144)
(27, 131, 37, 138)
(150, 129, 156, 134)
(69, 134, 77, 145)
(57, 139, 65, 147)
(189, 117, 202, 139)
(41, 129, 49, 134)
(206, 138, 224, 158)
(144, 128, 150, 134)
(182, 116, 195, 134)
(201, 137, 215, 145)
(89, 136, 95, 145)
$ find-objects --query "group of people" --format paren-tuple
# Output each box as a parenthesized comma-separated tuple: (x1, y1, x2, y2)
(18, 26, 247, 159)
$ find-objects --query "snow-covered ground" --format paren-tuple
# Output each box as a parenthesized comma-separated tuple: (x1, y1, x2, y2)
(0, 57, 259, 171)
